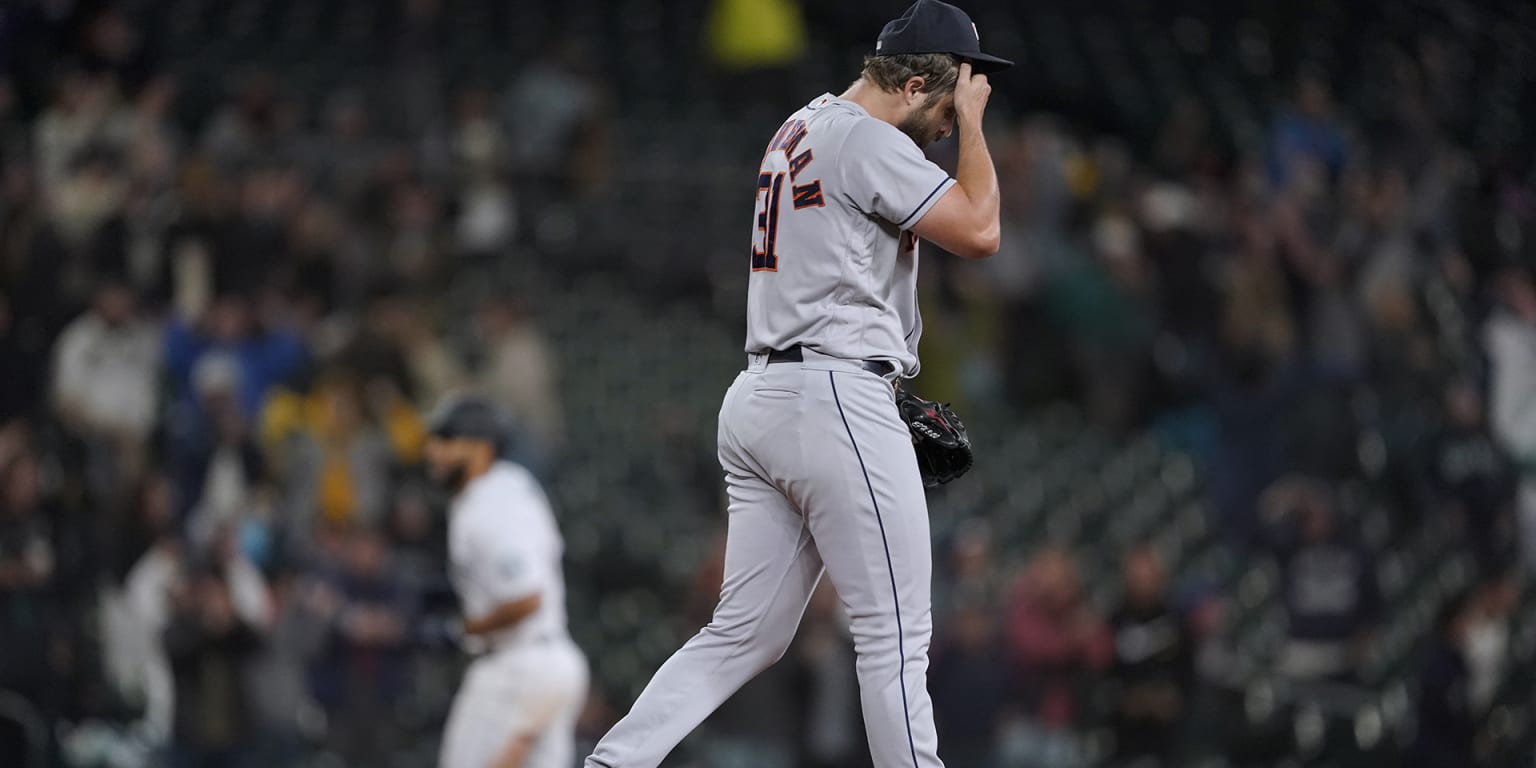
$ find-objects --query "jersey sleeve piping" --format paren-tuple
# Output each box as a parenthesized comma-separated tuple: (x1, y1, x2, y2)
(895, 176, 955, 228)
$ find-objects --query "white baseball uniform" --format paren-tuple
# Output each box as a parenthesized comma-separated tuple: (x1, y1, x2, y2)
(587, 93, 953, 767)
(441, 461, 589, 768)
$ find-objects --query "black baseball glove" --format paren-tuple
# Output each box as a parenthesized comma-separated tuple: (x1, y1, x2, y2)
(895, 388, 974, 487)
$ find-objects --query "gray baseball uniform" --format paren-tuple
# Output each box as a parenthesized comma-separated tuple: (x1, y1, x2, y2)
(587, 94, 953, 768)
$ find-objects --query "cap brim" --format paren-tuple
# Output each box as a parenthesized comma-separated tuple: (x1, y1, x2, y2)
(964, 52, 1013, 73)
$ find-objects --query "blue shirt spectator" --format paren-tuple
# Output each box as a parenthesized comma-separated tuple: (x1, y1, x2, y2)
(1266, 76, 1348, 191)
(163, 295, 306, 424)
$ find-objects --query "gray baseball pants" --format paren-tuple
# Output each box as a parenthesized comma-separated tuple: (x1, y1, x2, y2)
(586, 350, 942, 767)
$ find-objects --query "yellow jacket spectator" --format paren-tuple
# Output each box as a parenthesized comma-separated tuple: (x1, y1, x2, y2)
(705, 0, 806, 71)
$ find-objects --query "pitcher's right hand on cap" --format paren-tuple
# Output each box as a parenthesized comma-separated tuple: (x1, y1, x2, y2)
(954, 61, 991, 127)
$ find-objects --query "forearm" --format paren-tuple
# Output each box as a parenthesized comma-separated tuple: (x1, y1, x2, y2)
(954, 119, 999, 243)
(462, 593, 541, 636)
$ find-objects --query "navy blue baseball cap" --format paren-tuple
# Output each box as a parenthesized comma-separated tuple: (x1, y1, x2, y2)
(427, 395, 513, 453)
(875, 0, 1013, 73)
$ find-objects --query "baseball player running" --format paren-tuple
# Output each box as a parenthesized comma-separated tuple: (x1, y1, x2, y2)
(426, 397, 589, 768)
(586, 2, 1008, 766)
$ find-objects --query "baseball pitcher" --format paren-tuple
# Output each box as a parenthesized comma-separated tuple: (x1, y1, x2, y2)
(587, 2, 1007, 766)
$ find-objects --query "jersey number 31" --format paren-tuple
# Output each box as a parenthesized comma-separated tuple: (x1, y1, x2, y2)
(752, 119, 825, 273)
(752, 172, 826, 271)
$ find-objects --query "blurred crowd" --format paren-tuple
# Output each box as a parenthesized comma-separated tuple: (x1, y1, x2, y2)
(904, 3, 1536, 763)
(0, 3, 591, 765)
(1, 0, 1534, 767)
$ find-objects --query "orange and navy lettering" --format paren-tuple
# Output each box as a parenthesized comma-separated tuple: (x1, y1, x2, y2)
(792, 181, 825, 210)
(770, 120, 810, 159)
(788, 149, 814, 182)
(763, 121, 794, 160)
(752, 118, 823, 272)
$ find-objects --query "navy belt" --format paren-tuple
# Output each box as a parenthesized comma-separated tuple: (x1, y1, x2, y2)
(766, 346, 895, 377)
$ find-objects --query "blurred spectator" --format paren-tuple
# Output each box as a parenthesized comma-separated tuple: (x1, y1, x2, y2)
(206, 522, 274, 635)
(633, 405, 720, 521)
(77, 7, 156, 96)
(1266, 72, 1348, 192)
(387, 0, 448, 138)
(1002, 548, 1112, 762)
(170, 358, 267, 531)
(0, 451, 57, 707)
(242, 567, 327, 767)
(984, 118, 1083, 407)
(1410, 588, 1478, 768)
(934, 518, 1006, 627)
(1422, 380, 1518, 566)
(108, 472, 177, 583)
(224, 164, 304, 292)
(433, 84, 507, 181)
(0, 292, 47, 423)
(454, 171, 518, 259)
(306, 91, 383, 211)
(795, 583, 870, 768)
(930, 602, 1007, 768)
(164, 294, 306, 425)
(381, 176, 445, 284)
(156, 157, 234, 316)
(384, 482, 446, 595)
(273, 199, 342, 324)
(1264, 478, 1380, 682)
(110, 528, 181, 747)
(391, 300, 468, 410)
(1152, 96, 1217, 178)
(50, 279, 160, 490)
(1053, 210, 1158, 428)
(1484, 269, 1536, 572)
(271, 374, 395, 535)
(200, 72, 299, 173)
(98, 479, 180, 742)
(34, 70, 120, 192)
(475, 297, 563, 451)
(1362, 276, 1444, 476)
(500, 41, 607, 197)
(336, 284, 417, 400)
(1204, 231, 1310, 544)
(1410, 570, 1520, 768)
(1106, 545, 1194, 767)
(115, 74, 181, 195)
(30, 144, 132, 317)
(306, 527, 417, 764)
(705, 0, 806, 71)
(1175, 586, 1241, 758)
(704, 0, 806, 113)
(1470, 568, 1521, 707)
(163, 567, 261, 767)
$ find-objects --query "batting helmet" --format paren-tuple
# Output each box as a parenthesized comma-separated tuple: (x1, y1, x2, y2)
(425, 395, 514, 455)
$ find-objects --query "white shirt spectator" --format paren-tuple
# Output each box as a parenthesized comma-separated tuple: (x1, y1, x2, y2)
(478, 309, 563, 448)
(51, 305, 161, 439)
(1485, 301, 1536, 570)
(1486, 306, 1536, 465)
